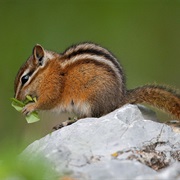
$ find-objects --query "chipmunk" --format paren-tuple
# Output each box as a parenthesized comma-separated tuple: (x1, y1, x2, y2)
(14, 42, 180, 122)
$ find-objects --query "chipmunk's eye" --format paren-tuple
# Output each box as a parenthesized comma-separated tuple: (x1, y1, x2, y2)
(21, 74, 29, 85)
(21, 71, 33, 85)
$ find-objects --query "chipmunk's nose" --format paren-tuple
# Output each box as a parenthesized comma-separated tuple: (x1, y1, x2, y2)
(14, 91, 23, 101)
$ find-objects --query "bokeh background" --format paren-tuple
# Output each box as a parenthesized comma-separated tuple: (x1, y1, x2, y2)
(1, 0, 180, 150)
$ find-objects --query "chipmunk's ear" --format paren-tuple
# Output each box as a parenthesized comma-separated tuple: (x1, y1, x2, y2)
(33, 44, 45, 65)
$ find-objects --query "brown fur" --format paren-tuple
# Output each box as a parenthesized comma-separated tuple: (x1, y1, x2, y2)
(125, 85, 180, 119)
(61, 58, 124, 117)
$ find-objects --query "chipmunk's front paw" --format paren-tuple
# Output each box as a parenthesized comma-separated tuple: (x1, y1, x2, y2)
(22, 103, 36, 115)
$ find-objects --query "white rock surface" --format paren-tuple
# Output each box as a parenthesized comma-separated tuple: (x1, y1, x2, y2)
(21, 104, 180, 179)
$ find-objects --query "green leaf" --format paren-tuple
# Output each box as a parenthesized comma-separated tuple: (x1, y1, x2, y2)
(11, 101, 23, 112)
(11, 96, 40, 123)
(26, 95, 33, 101)
(33, 97, 37, 102)
(11, 98, 25, 106)
(25, 111, 40, 123)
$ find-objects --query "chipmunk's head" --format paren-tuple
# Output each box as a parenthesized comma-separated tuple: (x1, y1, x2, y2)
(14, 44, 56, 100)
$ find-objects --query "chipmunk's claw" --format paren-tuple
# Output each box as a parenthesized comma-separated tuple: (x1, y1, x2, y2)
(53, 117, 78, 130)
(22, 103, 36, 115)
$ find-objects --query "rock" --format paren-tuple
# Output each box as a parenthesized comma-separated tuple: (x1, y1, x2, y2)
(136, 162, 180, 180)
(21, 104, 180, 179)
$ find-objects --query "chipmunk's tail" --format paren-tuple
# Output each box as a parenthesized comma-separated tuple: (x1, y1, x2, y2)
(125, 84, 180, 120)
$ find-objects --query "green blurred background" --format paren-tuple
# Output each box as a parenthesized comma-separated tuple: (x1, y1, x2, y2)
(0, 0, 180, 150)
